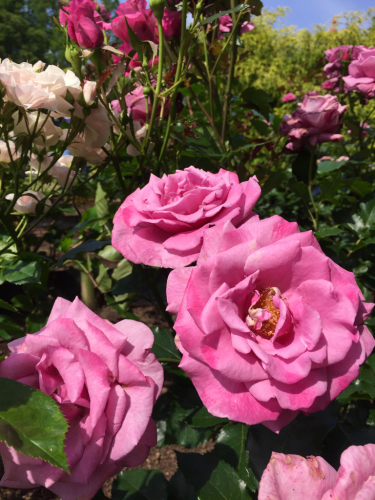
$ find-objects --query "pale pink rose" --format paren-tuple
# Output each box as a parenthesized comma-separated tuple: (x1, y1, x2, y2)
(282, 93, 296, 102)
(0, 140, 19, 164)
(343, 48, 375, 98)
(13, 112, 64, 147)
(162, 8, 181, 40)
(68, 137, 108, 165)
(73, 102, 112, 149)
(59, 0, 105, 48)
(0, 59, 81, 117)
(112, 167, 261, 269)
(322, 45, 366, 92)
(0, 297, 163, 500)
(5, 191, 51, 214)
(126, 122, 154, 156)
(166, 215, 374, 431)
(28, 154, 76, 187)
(112, 1, 157, 45)
(279, 93, 347, 151)
(259, 445, 375, 500)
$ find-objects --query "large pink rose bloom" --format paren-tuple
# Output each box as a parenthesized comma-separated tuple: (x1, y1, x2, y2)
(322, 45, 366, 91)
(280, 93, 346, 151)
(166, 216, 374, 431)
(0, 297, 163, 500)
(111, 0, 157, 44)
(112, 167, 260, 269)
(162, 8, 182, 40)
(259, 444, 375, 500)
(343, 48, 375, 98)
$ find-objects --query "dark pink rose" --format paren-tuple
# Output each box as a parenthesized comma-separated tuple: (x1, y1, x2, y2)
(323, 45, 366, 92)
(343, 48, 375, 98)
(218, 14, 254, 39)
(112, 167, 261, 269)
(111, 1, 157, 44)
(279, 93, 346, 151)
(162, 8, 182, 40)
(97, 3, 112, 22)
(282, 93, 296, 102)
(259, 444, 375, 500)
(166, 216, 374, 431)
(124, 84, 169, 124)
(59, 0, 105, 48)
(0, 297, 163, 500)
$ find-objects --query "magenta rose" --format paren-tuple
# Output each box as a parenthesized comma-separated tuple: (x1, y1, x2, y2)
(0, 297, 163, 500)
(166, 215, 374, 432)
(259, 444, 375, 500)
(279, 93, 347, 151)
(111, 1, 157, 44)
(322, 45, 366, 91)
(59, 0, 105, 49)
(162, 8, 182, 40)
(112, 167, 261, 269)
(343, 47, 375, 98)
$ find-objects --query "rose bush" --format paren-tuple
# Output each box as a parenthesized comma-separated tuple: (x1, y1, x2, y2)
(112, 166, 261, 268)
(258, 444, 375, 500)
(166, 215, 374, 431)
(0, 297, 163, 500)
(280, 92, 347, 151)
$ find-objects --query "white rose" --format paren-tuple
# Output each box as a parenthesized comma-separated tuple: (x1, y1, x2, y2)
(5, 191, 51, 214)
(68, 137, 108, 165)
(73, 102, 112, 149)
(126, 123, 153, 156)
(82, 81, 97, 106)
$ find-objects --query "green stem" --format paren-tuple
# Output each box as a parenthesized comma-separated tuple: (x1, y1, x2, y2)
(145, 20, 164, 152)
(307, 148, 319, 231)
(156, 0, 188, 168)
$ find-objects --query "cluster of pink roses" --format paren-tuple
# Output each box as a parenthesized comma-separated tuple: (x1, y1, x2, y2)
(322, 45, 366, 92)
(112, 166, 374, 432)
(60, 0, 182, 70)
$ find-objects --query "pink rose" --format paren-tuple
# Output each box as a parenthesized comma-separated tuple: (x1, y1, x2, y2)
(166, 215, 374, 432)
(5, 191, 51, 214)
(59, 0, 105, 49)
(111, 1, 157, 44)
(123, 84, 169, 124)
(0, 297, 163, 500)
(218, 14, 254, 39)
(259, 444, 375, 500)
(322, 45, 366, 91)
(279, 93, 346, 151)
(343, 48, 375, 98)
(112, 167, 261, 269)
(282, 93, 296, 102)
(162, 8, 182, 40)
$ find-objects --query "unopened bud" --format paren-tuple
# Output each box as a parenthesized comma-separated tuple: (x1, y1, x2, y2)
(149, 0, 165, 22)
(142, 86, 152, 97)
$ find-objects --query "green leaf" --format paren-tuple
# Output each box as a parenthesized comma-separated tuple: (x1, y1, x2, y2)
(0, 330, 11, 340)
(314, 227, 343, 238)
(214, 423, 258, 492)
(95, 182, 109, 223)
(317, 160, 346, 173)
(54, 239, 111, 268)
(112, 259, 133, 281)
(240, 87, 272, 120)
(292, 147, 317, 185)
(0, 378, 69, 472)
(65, 217, 108, 237)
(199, 4, 250, 26)
(2, 260, 41, 285)
(0, 315, 24, 338)
(359, 199, 375, 228)
(168, 470, 198, 500)
(112, 268, 144, 295)
(190, 407, 228, 428)
(112, 469, 168, 500)
(176, 452, 252, 500)
(98, 245, 123, 262)
(96, 263, 112, 293)
(319, 173, 343, 201)
(151, 327, 181, 363)
(337, 355, 375, 403)
(0, 299, 18, 313)
(288, 179, 309, 208)
(345, 178, 373, 198)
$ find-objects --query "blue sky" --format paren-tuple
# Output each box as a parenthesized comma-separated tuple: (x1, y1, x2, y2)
(262, 0, 374, 29)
